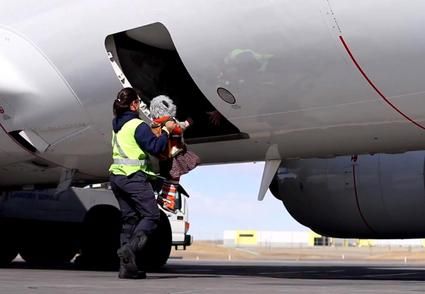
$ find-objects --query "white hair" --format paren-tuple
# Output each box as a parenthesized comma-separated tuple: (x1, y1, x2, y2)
(149, 95, 177, 118)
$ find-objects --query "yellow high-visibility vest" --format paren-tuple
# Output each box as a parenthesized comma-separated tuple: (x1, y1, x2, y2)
(109, 118, 157, 177)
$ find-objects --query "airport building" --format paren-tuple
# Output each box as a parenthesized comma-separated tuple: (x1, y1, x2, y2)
(223, 230, 324, 248)
(223, 230, 425, 248)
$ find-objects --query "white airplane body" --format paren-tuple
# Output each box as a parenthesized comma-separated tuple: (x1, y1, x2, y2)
(1, 1, 425, 186)
(2, 2, 425, 268)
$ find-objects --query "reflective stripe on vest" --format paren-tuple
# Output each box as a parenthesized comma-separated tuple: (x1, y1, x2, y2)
(113, 158, 146, 166)
(111, 133, 146, 166)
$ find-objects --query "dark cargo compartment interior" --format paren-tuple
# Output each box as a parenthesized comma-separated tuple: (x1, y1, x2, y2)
(113, 32, 246, 144)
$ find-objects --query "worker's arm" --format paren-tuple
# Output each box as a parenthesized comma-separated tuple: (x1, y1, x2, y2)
(134, 123, 168, 155)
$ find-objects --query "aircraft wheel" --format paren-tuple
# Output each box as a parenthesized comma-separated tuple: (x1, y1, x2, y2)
(0, 245, 18, 266)
(0, 237, 18, 266)
(77, 205, 120, 269)
(20, 243, 76, 265)
(0, 221, 19, 266)
(19, 224, 78, 265)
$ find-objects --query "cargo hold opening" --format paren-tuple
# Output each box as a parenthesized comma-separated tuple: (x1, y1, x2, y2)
(106, 23, 247, 144)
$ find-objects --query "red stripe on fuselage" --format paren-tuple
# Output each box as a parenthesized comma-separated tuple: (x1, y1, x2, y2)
(339, 35, 425, 131)
(351, 158, 377, 234)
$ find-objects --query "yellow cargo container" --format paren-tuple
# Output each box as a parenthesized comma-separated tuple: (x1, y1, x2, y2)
(235, 230, 257, 246)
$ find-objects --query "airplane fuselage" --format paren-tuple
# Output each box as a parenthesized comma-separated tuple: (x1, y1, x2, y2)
(1, 0, 425, 186)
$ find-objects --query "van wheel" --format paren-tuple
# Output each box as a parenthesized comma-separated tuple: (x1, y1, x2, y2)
(78, 205, 120, 269)
(137, 211, 172, 270)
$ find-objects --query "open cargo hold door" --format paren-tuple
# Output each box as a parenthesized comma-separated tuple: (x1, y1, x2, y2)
(105, 23, 247, 144)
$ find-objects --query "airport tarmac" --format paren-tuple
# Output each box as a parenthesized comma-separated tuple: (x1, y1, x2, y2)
(1, 260, 425, 294)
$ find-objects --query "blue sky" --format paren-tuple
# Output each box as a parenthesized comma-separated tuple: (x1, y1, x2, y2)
(180, 162, 308, 240)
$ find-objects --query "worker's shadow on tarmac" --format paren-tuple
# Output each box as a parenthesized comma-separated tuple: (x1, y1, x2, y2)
(4, 261, 425, 281)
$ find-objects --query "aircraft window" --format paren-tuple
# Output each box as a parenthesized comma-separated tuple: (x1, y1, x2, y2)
(217, 87, 236, 105)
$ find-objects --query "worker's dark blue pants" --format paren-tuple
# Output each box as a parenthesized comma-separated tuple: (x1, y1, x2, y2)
(110, 171, 160, 246)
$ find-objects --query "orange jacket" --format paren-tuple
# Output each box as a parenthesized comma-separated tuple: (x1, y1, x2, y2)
(153, 116, 183, 135)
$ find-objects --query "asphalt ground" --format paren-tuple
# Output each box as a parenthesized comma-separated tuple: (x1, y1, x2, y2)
(1, 260, 425, 294)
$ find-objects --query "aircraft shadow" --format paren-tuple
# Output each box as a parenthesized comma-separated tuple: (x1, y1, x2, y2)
(161, 262, 425, 281)
(4, 261, 425, 281)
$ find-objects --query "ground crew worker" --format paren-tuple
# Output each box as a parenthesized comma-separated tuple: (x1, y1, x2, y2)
(109, 87, 176, 279)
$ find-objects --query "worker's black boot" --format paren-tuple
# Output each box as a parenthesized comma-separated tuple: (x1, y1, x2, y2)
(117, 244, 145, 279)
(122, 232, 149, 277)
(129, 231, 148, 252)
